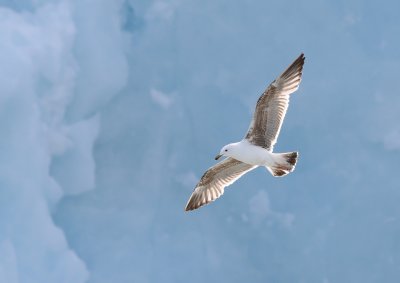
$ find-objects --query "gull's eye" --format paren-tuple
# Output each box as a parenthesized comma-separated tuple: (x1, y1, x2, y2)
(225, 149, 228, 152)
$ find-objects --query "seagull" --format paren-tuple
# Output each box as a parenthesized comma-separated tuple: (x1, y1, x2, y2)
(185, 53, 305, 211)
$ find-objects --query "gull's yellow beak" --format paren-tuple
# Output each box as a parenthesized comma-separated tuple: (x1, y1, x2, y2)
(215, 154, 222, 160)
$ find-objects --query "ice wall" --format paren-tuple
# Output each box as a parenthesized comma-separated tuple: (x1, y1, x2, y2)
(0, 1, 127, 282)
(1, 0, 400, 283)
(57, 1, 400, 283)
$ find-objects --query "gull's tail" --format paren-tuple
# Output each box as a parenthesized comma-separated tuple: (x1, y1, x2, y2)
(266, 151, 298, 177)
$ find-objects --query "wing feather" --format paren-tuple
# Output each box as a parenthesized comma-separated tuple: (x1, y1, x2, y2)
(245, 53, 305, 150)
(185, 158, 256, 211)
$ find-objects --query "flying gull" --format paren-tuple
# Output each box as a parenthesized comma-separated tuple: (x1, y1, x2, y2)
(185, 53, 305, 211)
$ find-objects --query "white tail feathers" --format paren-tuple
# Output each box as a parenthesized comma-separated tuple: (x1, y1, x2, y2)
(266, 151, 298, 177)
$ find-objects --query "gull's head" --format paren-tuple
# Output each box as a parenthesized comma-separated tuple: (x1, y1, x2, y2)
(215, 144, 235, 160)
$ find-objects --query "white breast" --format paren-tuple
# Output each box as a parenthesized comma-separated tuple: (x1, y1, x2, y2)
(231, 140, 274, 166)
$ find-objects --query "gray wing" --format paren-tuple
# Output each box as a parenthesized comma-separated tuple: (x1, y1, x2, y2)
(245, 53, 305, 151)
(185, 158, 256, 211)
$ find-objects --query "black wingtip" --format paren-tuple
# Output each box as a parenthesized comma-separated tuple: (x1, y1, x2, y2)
(297, 53, 305, 64)
(184, 202, 195, 211)
(294, 53, 305, 66)
(279, 53, 305, 81)
(184, 200, 195, 212)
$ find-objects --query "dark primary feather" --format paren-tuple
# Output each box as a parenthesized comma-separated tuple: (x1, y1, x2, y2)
(245, 53, 305, 150)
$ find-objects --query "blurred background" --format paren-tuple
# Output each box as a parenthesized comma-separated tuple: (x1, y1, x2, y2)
(0, 0, 399, 282)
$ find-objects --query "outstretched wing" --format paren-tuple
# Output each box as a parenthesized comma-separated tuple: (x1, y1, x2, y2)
(245, 53, 305, 151)
(185, 158, 256, 211)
